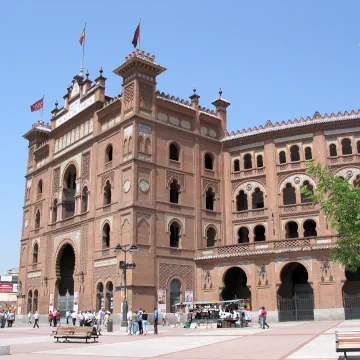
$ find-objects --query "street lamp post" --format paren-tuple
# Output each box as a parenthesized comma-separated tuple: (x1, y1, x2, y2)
(114, 243, 137, 328)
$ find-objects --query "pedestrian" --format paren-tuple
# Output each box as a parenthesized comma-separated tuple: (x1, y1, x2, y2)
(48, 311, 53, 326)
(245, 308, 251, 326)
(138, 309, 143, 335)
(261, 306, 270, 329)
(175, 311, 181, 327)
(66, 310, 71, 324)
(127, 309, 133, 335)
(79, 311, 85, 327)
(72, 311, 77, 326)
(33, 311, 40, 328)
(53, 309, 57, 327)
(55, 309, 60, 326)
(28, 311, 32, 324)
(104, 311, 110, 329)
(142, 309, 148, 335)
(8, 311, 14, 327)
(258, 307, 262, 328)
(162, 312, 168, 326)
(132, 310, 138, 335)
(0, 310, 5, 329)
(153, 307, 158, 335)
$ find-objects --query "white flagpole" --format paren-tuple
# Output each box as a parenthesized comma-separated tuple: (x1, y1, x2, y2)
(41, 94, 44, 121)
(80, 23, 86, 77)
(139, 19, 141, 49)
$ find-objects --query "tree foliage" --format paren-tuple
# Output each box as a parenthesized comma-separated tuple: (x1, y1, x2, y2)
(301, 164, 360, 271)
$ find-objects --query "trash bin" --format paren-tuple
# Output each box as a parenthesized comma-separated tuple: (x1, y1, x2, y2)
(185, 321, 191, 328)
(107, 319, 113, 332)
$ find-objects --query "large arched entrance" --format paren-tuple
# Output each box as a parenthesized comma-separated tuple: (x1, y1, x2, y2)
(277, 262, 314, 321)
(56, 244, 75, 319)
(221, 267, 251, 301)
(343, 268, 360, 319)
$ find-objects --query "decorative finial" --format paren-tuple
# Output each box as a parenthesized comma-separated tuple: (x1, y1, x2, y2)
(99, 67, 103, 75)
(55, 100, 58, 109)
(193, 87, 196, 94)
(86, 70, 89, 79)
(219, 88, 223, 97)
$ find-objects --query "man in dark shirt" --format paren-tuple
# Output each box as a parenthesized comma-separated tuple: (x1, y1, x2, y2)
(153, 307, 158, 335)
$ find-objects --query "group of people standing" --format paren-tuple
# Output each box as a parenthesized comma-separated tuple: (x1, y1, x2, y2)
(0, 309, 15, 328)
(258, 306, 270, 329)
(127, 308, 151, 335)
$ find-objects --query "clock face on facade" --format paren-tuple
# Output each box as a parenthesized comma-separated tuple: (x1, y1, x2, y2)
(24, 219, 29, 229)
(123, 180, 131, 193)
(139, 179, 150, 193)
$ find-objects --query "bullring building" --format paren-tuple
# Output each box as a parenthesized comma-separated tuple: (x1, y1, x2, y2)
(18, 49, 360, 322)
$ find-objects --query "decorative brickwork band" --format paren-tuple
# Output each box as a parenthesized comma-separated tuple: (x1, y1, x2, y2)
(81, 152, 90, 182)
(52, 167, 60, 193)
(166, 170, 185, 190)
(93, 264, 118, 284)
(159, 263, 193, 290)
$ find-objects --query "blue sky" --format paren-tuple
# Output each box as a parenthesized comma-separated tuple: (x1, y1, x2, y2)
(1, 0, 360, 273)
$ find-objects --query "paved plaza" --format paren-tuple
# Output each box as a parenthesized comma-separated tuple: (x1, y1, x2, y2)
(1, 321, 360, 359)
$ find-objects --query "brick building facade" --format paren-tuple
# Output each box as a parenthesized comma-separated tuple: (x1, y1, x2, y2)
(18, 49, 360, 321)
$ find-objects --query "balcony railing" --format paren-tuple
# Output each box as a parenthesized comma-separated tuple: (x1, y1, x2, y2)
(231, 167, 265, 180)
(195, 235, 338, 259)
(276, 160, 312, 173)
(169, 159, 181, 169)
(233, 208, 268, 219)
(279, 203, 319, 215)
(328, 154, 360, 165)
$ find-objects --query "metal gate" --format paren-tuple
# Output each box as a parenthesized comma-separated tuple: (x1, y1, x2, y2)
(57, 295, 74, 320)
(278, 295, 314, 322)
(343, 294, 360, 320)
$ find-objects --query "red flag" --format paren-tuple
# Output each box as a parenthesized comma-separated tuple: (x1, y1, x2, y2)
(30, 97, 44, 112)
(79, 26, 85, 45)
(132, 23, 140, 48)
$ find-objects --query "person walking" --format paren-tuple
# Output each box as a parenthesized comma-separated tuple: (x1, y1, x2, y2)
(138, 309, 143, 335)
(48, 311, 53, 326)
(261, 307, 270, 329)
(66, 310, 71, 325)
(142, 309, 148, 335)
(0, 310, 5, 329)
(104, 311, 110, 329)
(175, 311, 181, 327)
(33, 311, 40, 328)
(28, 311, 32, 324)
(55, 309, 60, 326)
(162, 312, 168, 326)
(79, 311, 85, 327)
(127, 309, 133, 335)
(72, 311, 77, 326)
(52, 309, 57, 327)
(132, 310, 138, 335)
(8, 311, 14, 327)
(153, 307, 158, 335)
(258, 307, 262, 328)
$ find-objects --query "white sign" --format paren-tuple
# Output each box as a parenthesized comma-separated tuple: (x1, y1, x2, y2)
(27, 271, 41, 278)
(255, 244, 268, 249)
(316, 239, 331, 244)
(56, 94, 96, 128)
(94, 258, 117, 268)
(0, 276, 12, 282)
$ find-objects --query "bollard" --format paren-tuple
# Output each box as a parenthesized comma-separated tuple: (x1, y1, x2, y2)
(107, 319, 113, 332)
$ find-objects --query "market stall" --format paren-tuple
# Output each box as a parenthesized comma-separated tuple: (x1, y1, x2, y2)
(174, 299, 251, 329)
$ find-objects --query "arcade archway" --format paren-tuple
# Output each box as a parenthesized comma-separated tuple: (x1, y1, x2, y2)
(56, 243, 75, 318)
(221, 267, 251, 301)
(343, 268, 360, 319)
(277, 262, 314, 321)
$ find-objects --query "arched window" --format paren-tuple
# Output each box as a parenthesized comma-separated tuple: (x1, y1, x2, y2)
(357, 141, 360, 154)
(206, 187, 215, 210)
(329, 143, 337, 157)
(52, 199, 58, 223)
(104, 181, 111, 205)
(128, 137, 133, 154)
(285, 221, 299, 239)
(96, 283, 104, 311)
(206, 227, 216, 247)
(238, 227, 249, 243)
(256, 155, 263, 168)
(244, 154, 252, 169)
(342, 138, 352, 155)
(252, 188, 264, 209)
(354, 175, 360, 187)
(27, 290, 32, 313)
(233, 159, 240, 172)
(63, 164, 77, 219)
(123, 138, 128, 154)
(102, 223, 110, 249)
(304, 147, 312, 160)
(301, 181, 313, 203)
(37, 180, 43, 195)
(169, 143, 179, 161)
(279, 151, 286, 164)
(236, 190, 248, 211)
(204, 153, 214, 170)
(33, 290, 39, 312)
(138, 137, 144, 152)
(170, 279, 181, 313)
(303, 220, 317, 237)
(254, 225, 266, 242)
(81, 186, 88, 213)
(145, 138, 151, 153)
(35, 210, 41, 229)
(283, 183, 296, 205)
(105, 144, 113, 162)
(170, 222, 180, 248)
(169, 179, 180, 204)
(105, 282, 113, 313)
(33, 243, 39, 264)
(290, 145, 300, 162)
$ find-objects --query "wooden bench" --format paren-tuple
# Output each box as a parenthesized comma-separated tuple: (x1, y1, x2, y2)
(336, 330, 360, 359)
(53, 326, 99, 343)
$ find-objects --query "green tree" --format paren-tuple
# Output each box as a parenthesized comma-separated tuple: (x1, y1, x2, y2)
(301, 164, 360, 271)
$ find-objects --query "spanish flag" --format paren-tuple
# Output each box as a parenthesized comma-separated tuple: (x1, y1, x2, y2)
(79, 25, 86, 46)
